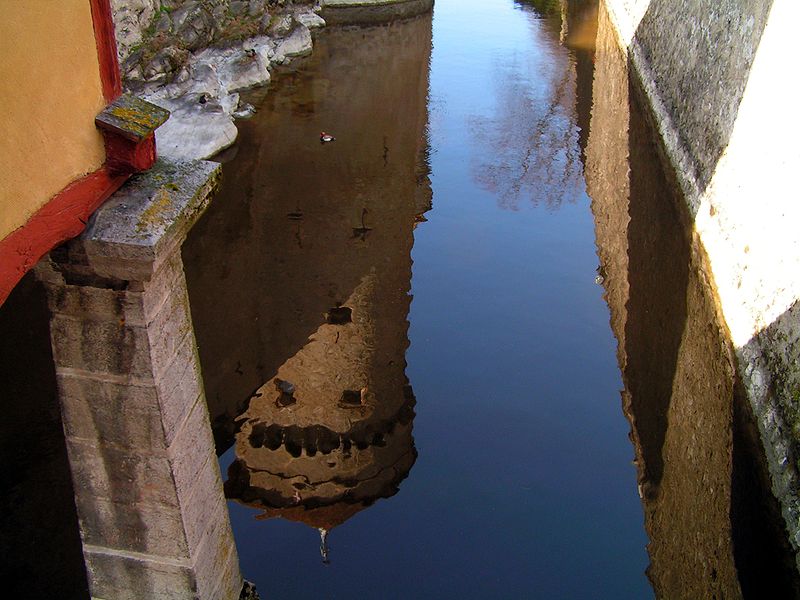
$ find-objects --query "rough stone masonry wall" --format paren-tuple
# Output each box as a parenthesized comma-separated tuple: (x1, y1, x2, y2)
(110, 0, 323, 160)
(602, 0, 800, 567)
(111, 0, 313, 85)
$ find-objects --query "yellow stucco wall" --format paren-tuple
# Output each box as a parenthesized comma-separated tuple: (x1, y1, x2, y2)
(0, 0, 107, 240)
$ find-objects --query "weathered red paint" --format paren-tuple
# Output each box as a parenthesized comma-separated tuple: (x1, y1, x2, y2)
(0, 0, 137, 307)
(89, 0, 122, 102)
(0, 168, 128, 305)
(104, 132, 158, 174)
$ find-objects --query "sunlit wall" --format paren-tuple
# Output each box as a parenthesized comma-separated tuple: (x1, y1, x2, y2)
(0, 0, 107, 240)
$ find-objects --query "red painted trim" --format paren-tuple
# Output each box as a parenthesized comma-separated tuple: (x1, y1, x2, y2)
(89, 0, 122, 102)
(0, 168, 129, 306)
(104, 132, 158, 174)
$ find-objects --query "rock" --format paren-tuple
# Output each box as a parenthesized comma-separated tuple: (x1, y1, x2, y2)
(170, 1, 199, 29)
(173, 3, 215, 50)
(150, 95, 238, 161)
(142, 46, 188, 83)
(111, 0, 159, 62)
(190, 44, 271, 94)
(273, 24, 312, 61)
(211, 3, 228, 26)
(185, 61, 224, 98)
(248, 0, 267, 17)
(113, 1, 325, 160)
(233, 103, 256, 119)
(244, 35, 276, 64)
(240, 580, 261, 600)
(230, 1, 250, 16)
(270, 14, 293, 36)
(219, 49, 271, 93)
(154, 11, 173, 33)
(126, 64, 144, 82)
(296, 11, 325, 29)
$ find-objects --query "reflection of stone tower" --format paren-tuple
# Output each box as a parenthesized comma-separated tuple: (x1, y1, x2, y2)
(184, 12, 433, 462)
(225, 299, 418, 530)
(586, 6, 799, 598)
(210, 15, 433, 541)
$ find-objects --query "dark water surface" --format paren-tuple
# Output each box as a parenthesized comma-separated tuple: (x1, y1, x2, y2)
(184, 0, 652, 597)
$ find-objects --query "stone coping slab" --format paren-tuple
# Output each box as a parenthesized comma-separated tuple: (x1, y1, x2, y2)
(96, 93, 170, 142)
(75, 159, 220, 282)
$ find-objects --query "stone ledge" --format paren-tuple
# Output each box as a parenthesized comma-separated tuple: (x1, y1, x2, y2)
(72, 159, 221, 283)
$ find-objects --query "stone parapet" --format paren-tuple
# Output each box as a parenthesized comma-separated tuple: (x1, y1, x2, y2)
(35, 159, 242, 599)
(320, 0, 434, 25)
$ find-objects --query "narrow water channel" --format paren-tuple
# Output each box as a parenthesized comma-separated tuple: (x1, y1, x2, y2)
(1, 0, 798, 598)
(182, 0, 652, 597)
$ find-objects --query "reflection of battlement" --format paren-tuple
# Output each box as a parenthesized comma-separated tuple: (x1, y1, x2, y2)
(226, 391, 416, 528)
(226, 259, 418, 528)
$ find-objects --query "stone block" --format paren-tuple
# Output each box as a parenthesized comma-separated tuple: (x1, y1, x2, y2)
(56, 372, 166, 452)
(44, 283, 146, 327)
(145, 298, 195, 377)
(65, 437, 179, 508)
(84, 547, 197, 600)
(95, 93, 170, 143)
(206, 541, 244, 600)
(141, 251, 188, 323)
(40, 157, 241, 598)
(191, 504, 241, 600)
(154, 345, 204, 445)
(49, 314, 154, 379)
(178, 451, 228, 553)
(76, 495, 189, 558)
(81, 160, 220, 275)
(168, 396, 217, 503)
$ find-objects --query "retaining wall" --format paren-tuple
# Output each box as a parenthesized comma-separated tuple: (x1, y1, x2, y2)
(602, 0, 800, 566)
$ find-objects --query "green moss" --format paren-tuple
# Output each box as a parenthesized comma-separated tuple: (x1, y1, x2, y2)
(136, 189, 173, 233)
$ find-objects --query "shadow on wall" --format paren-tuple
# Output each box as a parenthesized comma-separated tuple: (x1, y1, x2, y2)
(0, 273, 89, 600)
(633, 0, 774, 194)
(587, 5, 799, 597)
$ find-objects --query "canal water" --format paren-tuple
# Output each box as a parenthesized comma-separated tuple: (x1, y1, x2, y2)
(182, 0, 653, 597)
(2, 0, 798, 598)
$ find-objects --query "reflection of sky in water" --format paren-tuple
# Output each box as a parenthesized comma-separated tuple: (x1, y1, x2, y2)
(189, 0, 652, 597)
(431, 1, 584, 211)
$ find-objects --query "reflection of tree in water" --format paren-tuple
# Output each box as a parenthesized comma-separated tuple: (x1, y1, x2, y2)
(470, 6, 582, 211)
(515, 0, 562, 18)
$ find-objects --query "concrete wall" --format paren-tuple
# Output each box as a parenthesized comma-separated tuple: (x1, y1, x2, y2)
(0, 0, 107, 240)
(602, 0, 800, 566)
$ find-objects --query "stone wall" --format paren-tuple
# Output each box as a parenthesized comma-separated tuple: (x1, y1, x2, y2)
(0, 0, 106, 240)
(111, 0, 315, 87)
(319, 0, 434, 25)
(109, 0, 323, 161)
(602, 0, 800, 568)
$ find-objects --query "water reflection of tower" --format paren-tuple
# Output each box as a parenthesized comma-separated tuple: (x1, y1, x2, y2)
(209, 15, 433, 552)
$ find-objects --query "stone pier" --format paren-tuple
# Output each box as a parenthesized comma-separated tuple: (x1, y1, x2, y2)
(34, 160, 242, 600)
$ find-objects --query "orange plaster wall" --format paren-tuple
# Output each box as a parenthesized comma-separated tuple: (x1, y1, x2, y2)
(0, 0, 107, 240)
